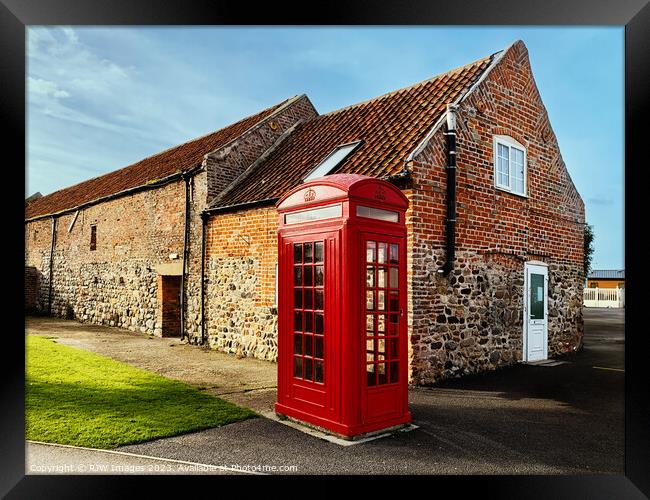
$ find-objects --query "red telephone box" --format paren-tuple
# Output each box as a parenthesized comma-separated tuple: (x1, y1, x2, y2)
(275, 174, 411, 438)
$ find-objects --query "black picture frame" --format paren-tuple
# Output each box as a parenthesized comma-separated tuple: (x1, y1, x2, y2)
(2, 1, 647, 497)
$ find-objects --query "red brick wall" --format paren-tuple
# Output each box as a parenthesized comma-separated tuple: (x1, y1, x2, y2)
(454, 42, 584, 263)
(410, 41, 584, 264)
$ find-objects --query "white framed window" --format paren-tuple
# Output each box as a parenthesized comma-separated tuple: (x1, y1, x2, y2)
(493, 135, 527, 197)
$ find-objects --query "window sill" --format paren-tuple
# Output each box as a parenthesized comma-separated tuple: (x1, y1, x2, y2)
(495, 185, 528, 199)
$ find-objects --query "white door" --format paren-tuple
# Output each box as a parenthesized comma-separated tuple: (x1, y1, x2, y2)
(524, 262, 548, 362)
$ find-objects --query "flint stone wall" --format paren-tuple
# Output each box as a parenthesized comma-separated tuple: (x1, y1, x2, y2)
(205, 256, 277, 361)
(409, 250, 583, 385)
(50, 257, 161, 334)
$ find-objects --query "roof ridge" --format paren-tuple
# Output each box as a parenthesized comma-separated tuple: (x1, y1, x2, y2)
(318, 51, 499, 119)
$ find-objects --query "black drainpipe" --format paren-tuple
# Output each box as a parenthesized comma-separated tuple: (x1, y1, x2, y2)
(179, 174, 191, 340)
(200, 212, 207, 345)
(441, 105, 458, 276)
(47, 217, 57, 314)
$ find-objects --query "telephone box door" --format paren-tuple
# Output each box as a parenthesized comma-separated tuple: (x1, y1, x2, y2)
(361, 232, 407, 423)
(279, 230, 341, 422)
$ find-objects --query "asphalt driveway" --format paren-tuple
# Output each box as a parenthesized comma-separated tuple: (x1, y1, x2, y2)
(26, 307, 624, 474)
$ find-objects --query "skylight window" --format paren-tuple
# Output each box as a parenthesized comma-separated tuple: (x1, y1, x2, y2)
(303, 141, 362, 182)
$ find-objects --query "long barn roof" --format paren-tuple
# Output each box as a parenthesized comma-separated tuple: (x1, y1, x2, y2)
(25, 97, 295, 220)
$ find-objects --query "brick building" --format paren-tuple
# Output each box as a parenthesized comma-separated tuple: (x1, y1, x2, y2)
(25, 40, 585, 384)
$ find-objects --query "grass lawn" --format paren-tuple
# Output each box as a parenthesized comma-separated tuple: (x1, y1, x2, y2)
(26, 336, 257, 449)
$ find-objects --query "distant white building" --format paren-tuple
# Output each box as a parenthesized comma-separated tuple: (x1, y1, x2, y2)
(584, 270, 625, 308)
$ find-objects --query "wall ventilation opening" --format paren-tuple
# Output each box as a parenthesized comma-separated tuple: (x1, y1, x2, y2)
(90, 225, 97, 251)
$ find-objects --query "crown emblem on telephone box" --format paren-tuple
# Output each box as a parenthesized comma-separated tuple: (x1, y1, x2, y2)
(304, 188, 316, 202)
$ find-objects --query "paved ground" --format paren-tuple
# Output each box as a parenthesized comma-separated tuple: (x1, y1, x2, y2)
(25, 308, 624, 474)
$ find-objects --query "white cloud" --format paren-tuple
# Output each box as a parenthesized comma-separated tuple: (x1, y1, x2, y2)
(28, 77, 70, 99)
(26, 27, 269, 196)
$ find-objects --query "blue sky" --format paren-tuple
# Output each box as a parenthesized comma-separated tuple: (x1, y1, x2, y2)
(26, 27, 623, 269)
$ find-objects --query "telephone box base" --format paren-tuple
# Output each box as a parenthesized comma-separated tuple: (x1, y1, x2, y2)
(275, 402, 411, 440)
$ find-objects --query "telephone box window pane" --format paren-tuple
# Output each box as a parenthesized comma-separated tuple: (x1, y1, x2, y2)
(377, 268, 386, 288)
(314, 361, 324, 383)
(304, 266, 313, 286)
(314, 336, 323, 359)
(366, 241, 376, 263)
(389, 292, 399, 312)
(294, 288, 302, 309)
(367, 364, 376, 386)
(389, 313, 399, 324)
(314, 242, 324, 263)
(377, 315, 385, 334)
(293, 267, 302, 286)
(293, 357, 303, 378)
(356, 205, 399, 223)
(293, 311, 302, 332)
(388, 338, 399, 359)
(304, 243, 313, 263)
(367, 352, 375, 363)
(304, 312, 313, 333)
(378, 243, 387, 264)
(314, 266, 324, 286)
(389, 362, 399, 383)
(389, 267, 398, 288)
(294, 244, 303, 264)
(314, 291, 324, 311)
(378, 338, 385, 356)
(304, 358, 313, 381)
(366, 291, 375, 310)
(378, 363, 387, 384)
(366, 315, 374, 332)
(388, 320, 398, 337)
(390, 244, 399, 264)
(366, 339, 375, 352)
(315, 313, 324, 334)
(366, 267, 375, 287)
(294, 334, 303, 355)
(378, 291, 386, 311)
(284, 204, 342, 225)
(304, 335, 313, 356)
(304, 289, 313, 310)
